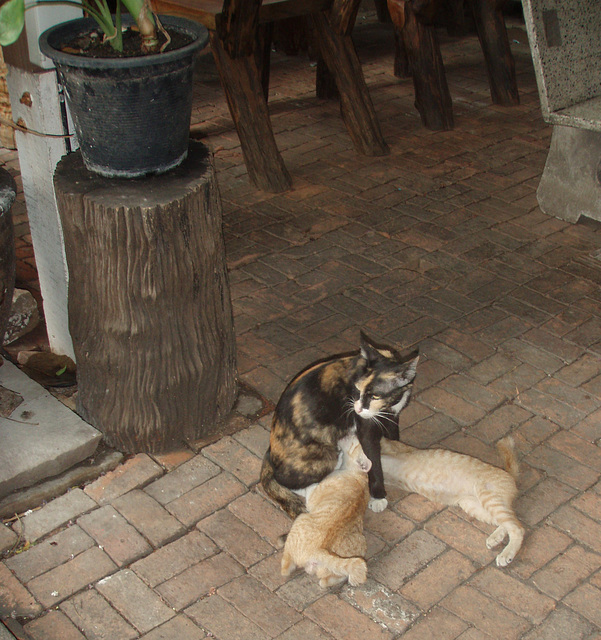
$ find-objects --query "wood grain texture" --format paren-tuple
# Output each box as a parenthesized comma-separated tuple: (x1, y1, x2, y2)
(310, 12, 389, 156)
(467, 0, 519, 105)
(152, 0, 331, 28)
(393, 0, 454, 131)
(217, 0, 262, 57)
(54, 143, 237, 453)
(210, 31, 292, 192)
(328, 0, 362, 36)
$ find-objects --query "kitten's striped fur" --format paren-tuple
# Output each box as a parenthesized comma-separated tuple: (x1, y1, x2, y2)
(381, 436, 524, 566)
(280, 434, 371, 588)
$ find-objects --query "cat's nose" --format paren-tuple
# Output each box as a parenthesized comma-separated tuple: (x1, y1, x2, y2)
(354, 400, 363, 414)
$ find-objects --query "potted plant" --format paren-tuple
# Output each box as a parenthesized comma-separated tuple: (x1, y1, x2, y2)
(0, 0, 209, 178)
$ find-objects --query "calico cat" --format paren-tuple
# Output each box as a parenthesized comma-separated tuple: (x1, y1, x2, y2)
(260, 332, 419, 518)
(380, 436, 524, 566)
(280, 433, 371, 588)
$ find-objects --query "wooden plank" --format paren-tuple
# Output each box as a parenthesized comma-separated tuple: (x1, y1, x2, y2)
(153, 0, 331, 29)
(153, 0, 220, 29)
(260, 0, 330, 22)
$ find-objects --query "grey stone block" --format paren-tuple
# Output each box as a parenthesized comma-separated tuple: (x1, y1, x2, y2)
(537, 126, 601, 223)
(0, 357, 101, 500)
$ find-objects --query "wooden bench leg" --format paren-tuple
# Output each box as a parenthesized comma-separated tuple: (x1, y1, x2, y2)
(256, 23, 273, 103)
(443, 0, 473, 37)
(209, 31, 292, 193)
(467, 0, 519, 105)
(393, 29, 411, 78)
(390, 0, 454, 131)
(373, 0, 392, 22)
(316, 57, 339, 100)
(310, 12, 389, 156)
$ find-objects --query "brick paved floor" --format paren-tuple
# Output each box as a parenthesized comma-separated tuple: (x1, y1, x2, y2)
(2, 6, 601, 639)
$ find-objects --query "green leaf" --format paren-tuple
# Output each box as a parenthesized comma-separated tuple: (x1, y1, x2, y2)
(0, 0, 26, 47)
(55, 365, 67, 376)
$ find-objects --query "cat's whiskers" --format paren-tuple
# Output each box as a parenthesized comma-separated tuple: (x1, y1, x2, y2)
(342, 399, 356, 423)
(366, 413, 388, 435)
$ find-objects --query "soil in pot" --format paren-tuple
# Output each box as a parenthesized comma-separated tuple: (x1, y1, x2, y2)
(59, 24, 194, 58)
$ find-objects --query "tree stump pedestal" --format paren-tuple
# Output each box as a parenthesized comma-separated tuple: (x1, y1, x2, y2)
(53, 141, 237, 453)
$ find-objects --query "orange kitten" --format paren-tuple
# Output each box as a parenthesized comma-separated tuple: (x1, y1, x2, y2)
(281, 434, 371, 588)
(381, 436, 524, 567)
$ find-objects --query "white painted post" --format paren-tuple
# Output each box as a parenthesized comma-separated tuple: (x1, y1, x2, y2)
(5, 6, 81, 358)
(6, 67, 74, 357)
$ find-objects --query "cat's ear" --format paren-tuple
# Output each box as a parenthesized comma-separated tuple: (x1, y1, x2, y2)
(359, 331, 381, 363)
(395, 353, 419, 382)
(360, 331, 393, 363)
(358, 456, 372, 473)
(405, 353, 419, 378)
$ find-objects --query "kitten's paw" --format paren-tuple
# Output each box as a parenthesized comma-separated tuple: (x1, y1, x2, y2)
(348, 560, 368, 587)
(319, 574, 346, 588)
(369, 497, 388, 513)
(495, 551, 514, 567)
(486, 526, 506, 550)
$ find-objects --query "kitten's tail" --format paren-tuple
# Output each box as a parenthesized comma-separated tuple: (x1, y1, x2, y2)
(496, 436, 519, 480)
(310, 550, 367, 587)
(260, 449, 306, 519)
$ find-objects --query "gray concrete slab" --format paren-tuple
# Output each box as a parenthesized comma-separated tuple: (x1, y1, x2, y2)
(0, 622, 15, 640)
(537, 126, 601, 223)
(0, 357, 101, 499)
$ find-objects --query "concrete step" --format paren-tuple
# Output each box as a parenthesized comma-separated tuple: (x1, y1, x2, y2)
(0, 357, 101, 499)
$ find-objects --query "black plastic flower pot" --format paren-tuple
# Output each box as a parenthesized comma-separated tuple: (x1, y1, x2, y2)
(39, 16, 208, 179)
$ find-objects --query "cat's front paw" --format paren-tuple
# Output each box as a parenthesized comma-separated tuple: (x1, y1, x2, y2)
(486, 526, 506, 550)
(369, 497, 388, 513)
(495, 550, 514, 567)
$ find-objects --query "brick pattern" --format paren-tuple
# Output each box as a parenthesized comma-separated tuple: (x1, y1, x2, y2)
(2, 8, 601, 639)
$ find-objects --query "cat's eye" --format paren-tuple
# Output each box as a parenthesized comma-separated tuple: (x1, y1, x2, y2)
(371, 395, 381, 400)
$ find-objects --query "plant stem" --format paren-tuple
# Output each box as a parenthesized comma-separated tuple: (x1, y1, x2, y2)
(122, 0, 158, 52)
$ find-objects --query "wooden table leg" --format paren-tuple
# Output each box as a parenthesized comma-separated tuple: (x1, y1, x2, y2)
(210, 31, 292, 193)
(256, 23, 273, 103)
(373, 0, 392, 22)
(393, 29, 411, 78)
(310, 12, 389, 156)
(316, 57, 339, 100)
(395, 0, 454, 131)
(467, 0, 519, 105)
